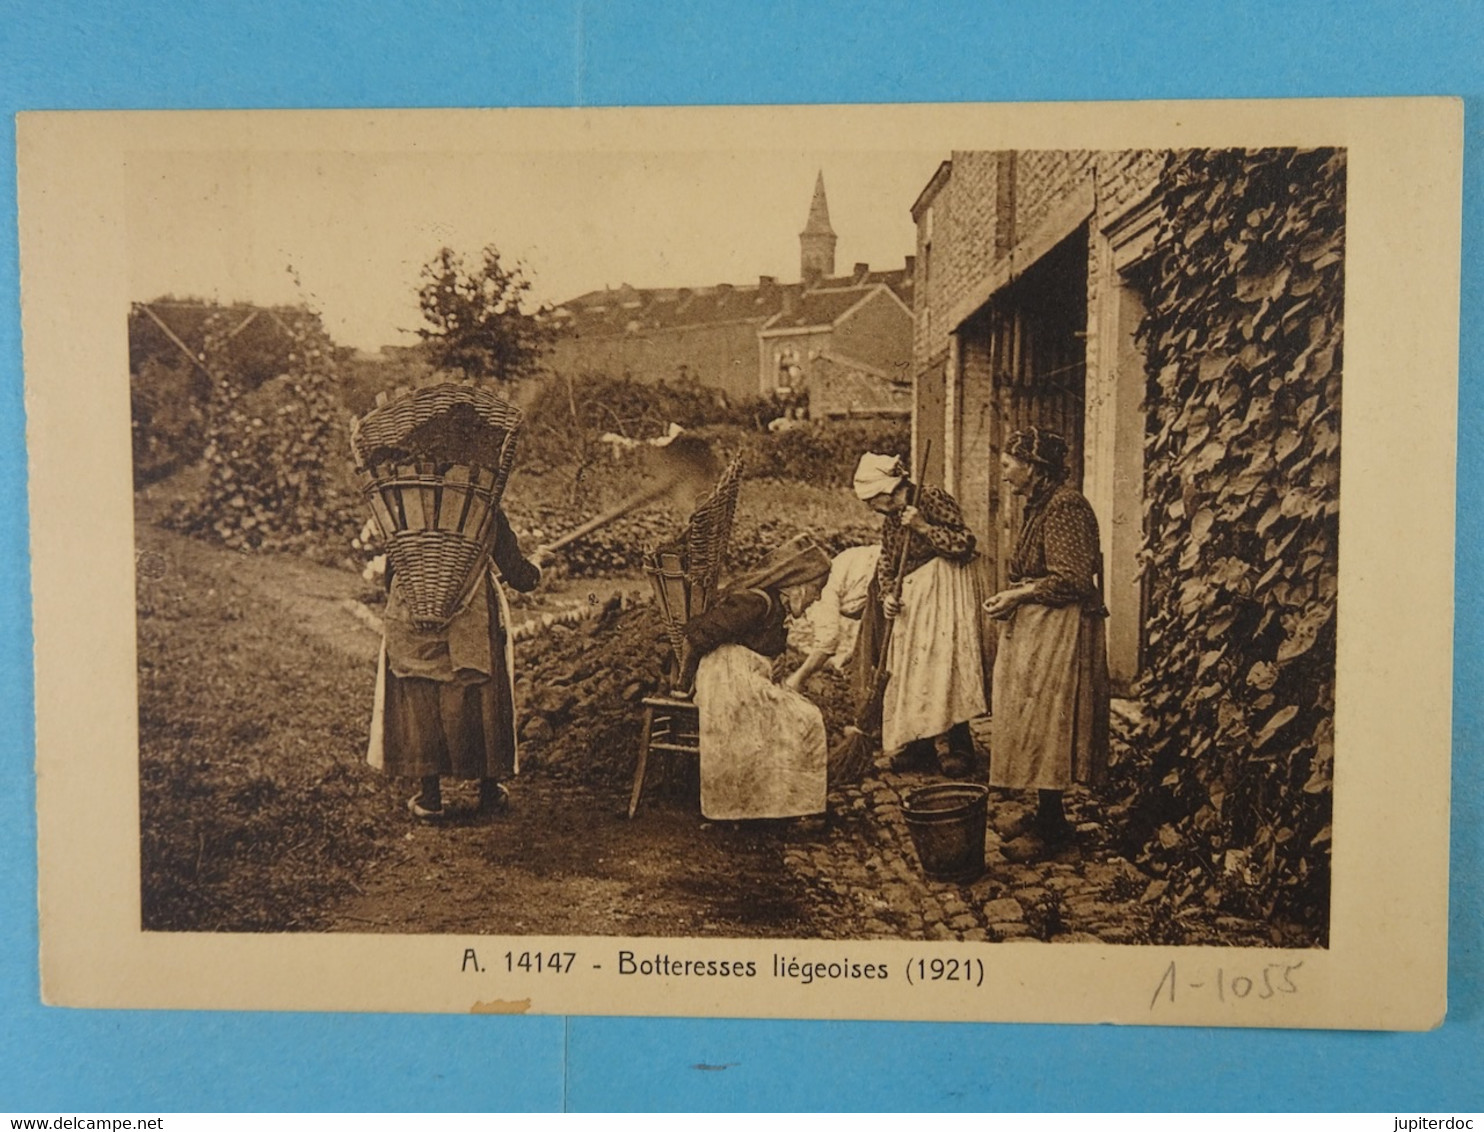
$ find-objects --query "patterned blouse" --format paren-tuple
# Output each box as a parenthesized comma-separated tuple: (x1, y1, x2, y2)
(1008, 482, 1103, 609)
(876, 483, 976, 591)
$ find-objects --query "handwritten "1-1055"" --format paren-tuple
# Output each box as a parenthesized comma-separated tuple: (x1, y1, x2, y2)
(1151, 959, 1302, 1009)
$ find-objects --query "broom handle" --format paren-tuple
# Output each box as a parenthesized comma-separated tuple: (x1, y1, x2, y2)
(891, 439, 932, 597)
(542, 477, 678, 552)
(859, 440, 932, 720)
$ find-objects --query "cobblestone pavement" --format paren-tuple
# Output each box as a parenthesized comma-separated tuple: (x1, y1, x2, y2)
(784, 723, 1273, 947)
(792, 769, 1148, 944)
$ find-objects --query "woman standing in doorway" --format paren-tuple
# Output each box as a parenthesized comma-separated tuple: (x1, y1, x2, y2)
(982, 427, 1110, 859)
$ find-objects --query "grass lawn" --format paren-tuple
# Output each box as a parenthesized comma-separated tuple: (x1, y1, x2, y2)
(137, 522, 394, 931)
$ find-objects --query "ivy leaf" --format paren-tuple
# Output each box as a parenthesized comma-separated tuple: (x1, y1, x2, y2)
(1256, 501, 1283, 536)
(1198, 355, 1233, 383)
(1273, 431, 1303, 464)
(1217, 699, 1246, 731)
(1247, 660, 1279, 690)
(1302, 768, 1332, 795)
(1311, 418, 1340, 457)
(1227, 467, 1266, 496)
(1279, 488, 1319, 518)
(1305, 344, 1336, 383)
(1276, 601, 1334, 662)
(1196, 646, 1225, 677)
(1265, 527, 1301, 562)
(1192, 441, 1226, 475)
(1190, 507, 1216, 544)
(1204, 611, 1237, 639)
(1208, 557, 1249, 588)
(1254, 704, 1300, 748)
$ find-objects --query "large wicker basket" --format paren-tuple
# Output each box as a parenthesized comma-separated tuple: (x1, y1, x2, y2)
(644, 455, 743, 670)
(350, 383, 524, 630)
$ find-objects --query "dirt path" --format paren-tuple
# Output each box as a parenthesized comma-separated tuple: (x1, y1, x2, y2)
(142, 522, 822, 939)
(138, 514, 1272, 945)
(326, 778, 820, 938)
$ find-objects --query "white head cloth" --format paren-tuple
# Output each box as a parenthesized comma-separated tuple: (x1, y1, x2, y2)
(852, 452, 905, 501)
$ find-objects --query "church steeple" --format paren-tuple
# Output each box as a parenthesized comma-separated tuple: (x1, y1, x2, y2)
(799, 170, 837, 284)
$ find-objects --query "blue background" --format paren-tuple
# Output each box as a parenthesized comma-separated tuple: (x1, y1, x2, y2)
(2, 0, 1480, 1112)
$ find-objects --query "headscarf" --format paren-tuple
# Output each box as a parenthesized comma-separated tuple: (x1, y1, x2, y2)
(733, 534, 832, 592)
(852, 452, 906, 501)
(1006, 427, 1069, 482)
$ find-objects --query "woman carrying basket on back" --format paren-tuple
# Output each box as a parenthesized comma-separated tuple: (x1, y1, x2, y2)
(356, 383, 554, 822)
(370, 509, 554, 821)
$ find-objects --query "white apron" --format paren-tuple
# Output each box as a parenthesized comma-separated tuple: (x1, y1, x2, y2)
(694, 644, 827, 820)
(881, 556, 987, 755)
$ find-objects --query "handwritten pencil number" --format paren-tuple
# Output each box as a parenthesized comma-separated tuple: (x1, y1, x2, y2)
(1151, 960, 1302, 1009)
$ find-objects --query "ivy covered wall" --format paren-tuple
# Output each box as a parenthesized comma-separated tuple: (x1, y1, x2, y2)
(1121, 149, 1345, 939)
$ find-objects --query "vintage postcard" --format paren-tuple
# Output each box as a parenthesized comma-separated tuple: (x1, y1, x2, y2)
(20, 99, 1459, 1027)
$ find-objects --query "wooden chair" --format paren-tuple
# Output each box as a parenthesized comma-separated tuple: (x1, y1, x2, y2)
(627, 694, 701, 819)
(628, 457, 741, 819)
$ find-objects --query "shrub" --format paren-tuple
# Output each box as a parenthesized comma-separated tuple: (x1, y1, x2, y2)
(163, 306, 364, 563)
(130, 356, 210, 487)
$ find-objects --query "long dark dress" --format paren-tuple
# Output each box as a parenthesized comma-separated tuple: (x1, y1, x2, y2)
(369, 510, 540, 781)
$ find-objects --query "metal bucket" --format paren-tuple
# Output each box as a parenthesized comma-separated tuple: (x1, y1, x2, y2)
(902, 783, 989, 882)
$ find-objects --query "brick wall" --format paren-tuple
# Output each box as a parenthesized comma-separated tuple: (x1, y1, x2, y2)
(914, 350, 947, 490)
(911, 150, 1163, 380)
(1096, 150, 1166, 223)
(831, 289, 913, 380)
(913, 152, 1001, 369)
(547, 319, 765, 402)
(809, 355, 912, 419)
(1014, 150, 1095, 247)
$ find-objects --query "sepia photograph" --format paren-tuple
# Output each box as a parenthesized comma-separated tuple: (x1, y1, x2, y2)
(21, 100, 1458, 1025)
(125, 144, 1341, 950)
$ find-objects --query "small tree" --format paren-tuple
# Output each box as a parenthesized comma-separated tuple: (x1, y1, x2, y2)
(415, 245, 554, 382)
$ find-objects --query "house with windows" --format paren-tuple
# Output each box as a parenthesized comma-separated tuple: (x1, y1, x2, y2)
(546, 173, 913, 416)
(910, 148, 1345, 931)
(910, 150, 1343, 695)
